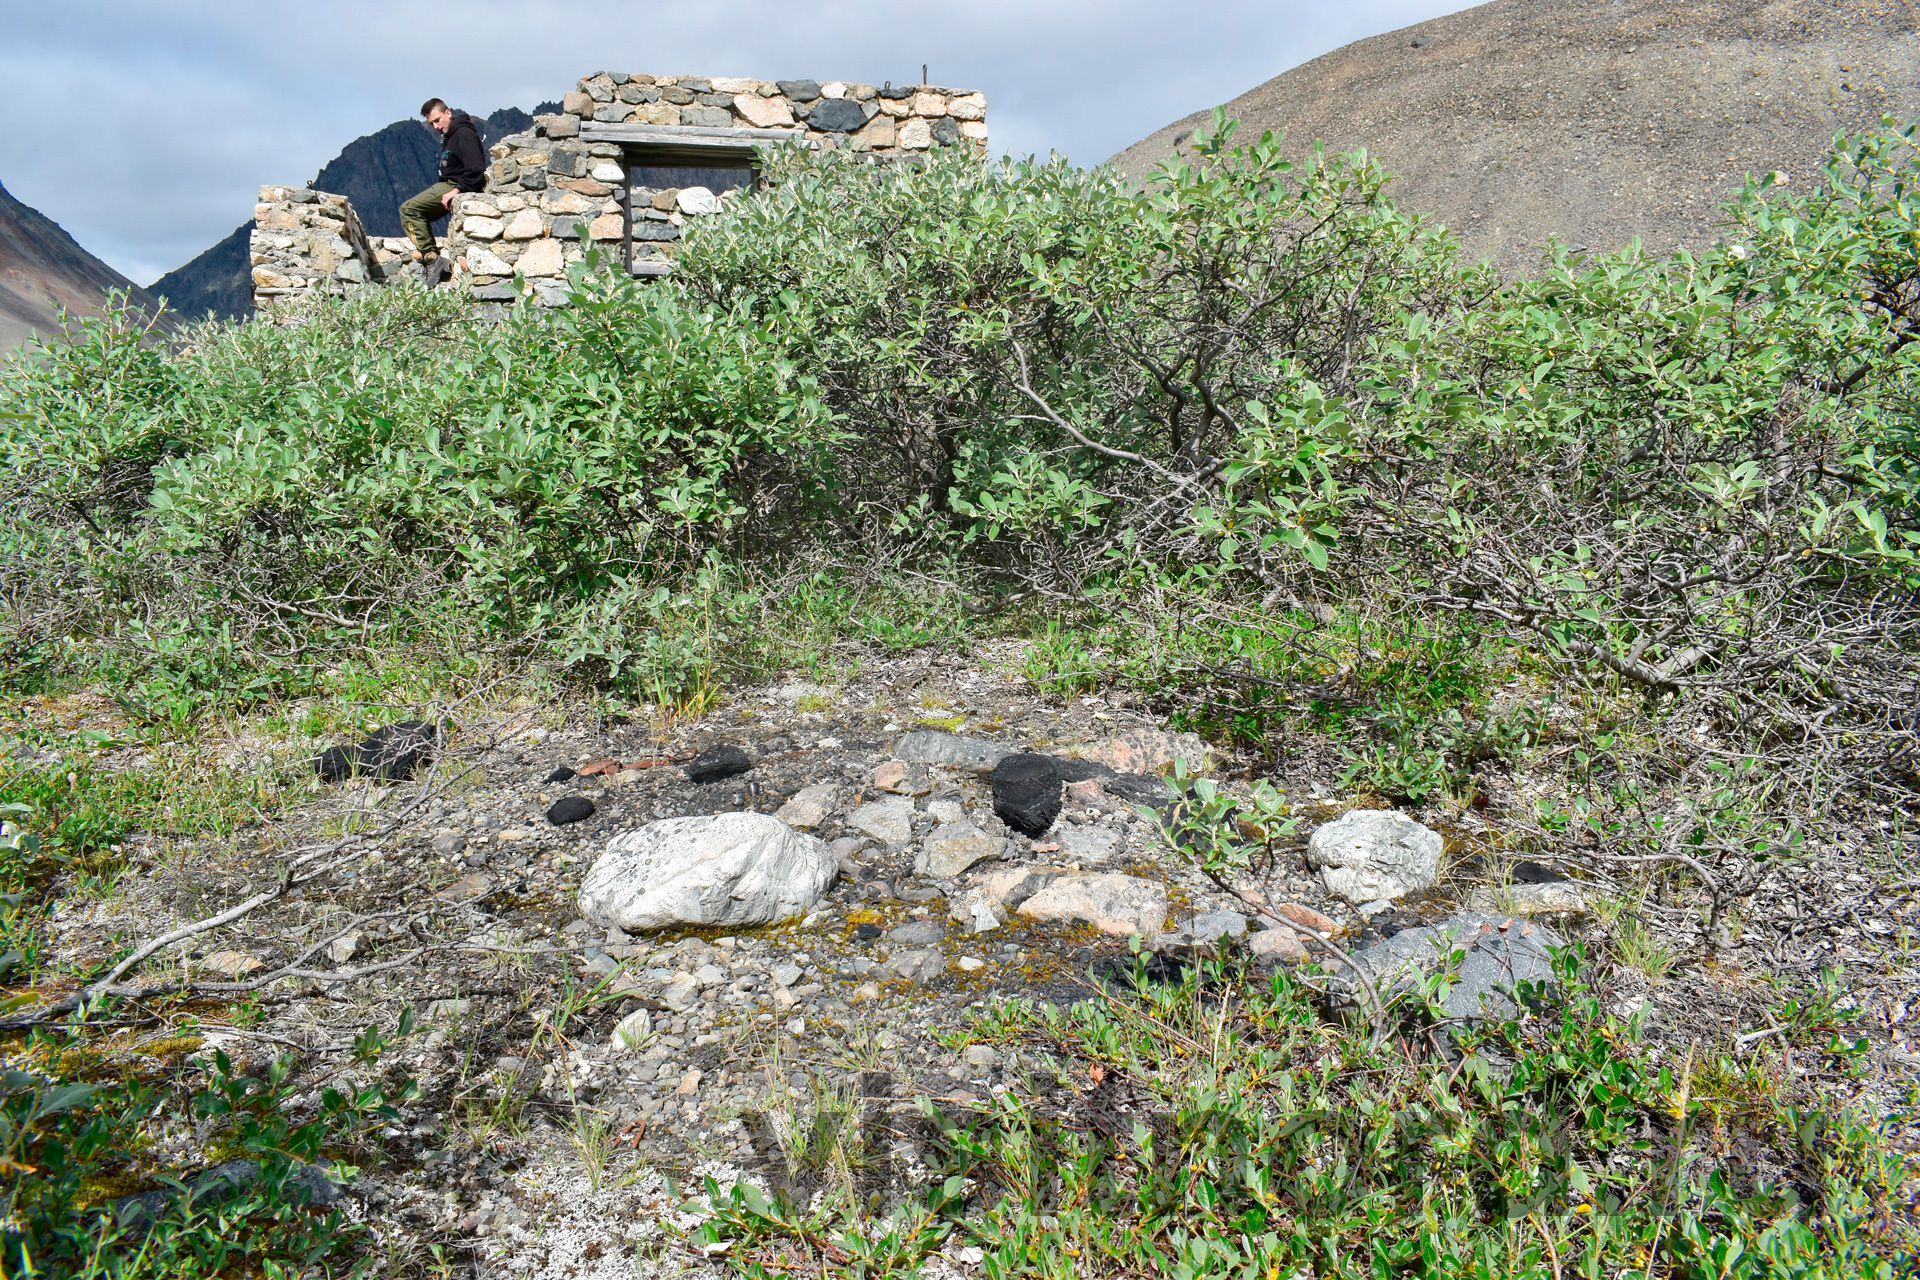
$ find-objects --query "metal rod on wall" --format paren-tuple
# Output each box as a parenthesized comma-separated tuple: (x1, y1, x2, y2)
(621, 153, 634, 276)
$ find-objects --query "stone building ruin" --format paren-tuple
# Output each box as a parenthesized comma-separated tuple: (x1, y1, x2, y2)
(249, 71, 989, 316)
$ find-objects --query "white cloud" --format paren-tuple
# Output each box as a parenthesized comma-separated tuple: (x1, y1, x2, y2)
(0, 0, 1470, 284)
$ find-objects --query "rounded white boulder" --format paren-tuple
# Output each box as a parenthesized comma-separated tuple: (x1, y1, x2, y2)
(1306, 809, 1444, 904)
(577, 813, 835, 931)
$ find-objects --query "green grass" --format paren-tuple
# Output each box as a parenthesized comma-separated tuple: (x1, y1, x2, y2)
(702, 948, 1916, 1278)
(3, 1026, 417, 1280)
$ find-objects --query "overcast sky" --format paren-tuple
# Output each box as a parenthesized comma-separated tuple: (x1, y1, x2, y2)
(0, 0, 1473, 285)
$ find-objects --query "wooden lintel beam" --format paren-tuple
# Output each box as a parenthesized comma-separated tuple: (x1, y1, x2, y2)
(581, 123, 815, 145)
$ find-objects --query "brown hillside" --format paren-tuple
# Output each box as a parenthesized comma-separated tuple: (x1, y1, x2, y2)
(0, 178, 164, 356)
(1108, 0, 1920, 275)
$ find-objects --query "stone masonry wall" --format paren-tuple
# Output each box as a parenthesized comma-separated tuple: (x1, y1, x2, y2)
(447, 72, 989, 306)
(253, 71, 988, 313)
(250, 186, 444, 316)
(248, 187, 380, 315)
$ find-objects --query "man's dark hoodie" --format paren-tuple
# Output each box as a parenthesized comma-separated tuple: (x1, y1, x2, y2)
(438, 111, 487, 193)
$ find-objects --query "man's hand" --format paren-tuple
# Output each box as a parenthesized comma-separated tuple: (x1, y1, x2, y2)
(440, 190, 456, 211)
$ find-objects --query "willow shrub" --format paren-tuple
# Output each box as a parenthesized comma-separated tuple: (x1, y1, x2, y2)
(5, 116, 1918, 731)
(1, 270, 834, 697)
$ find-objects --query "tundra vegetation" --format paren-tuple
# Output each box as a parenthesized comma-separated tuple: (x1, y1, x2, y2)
(1, 112, 1916, 1276)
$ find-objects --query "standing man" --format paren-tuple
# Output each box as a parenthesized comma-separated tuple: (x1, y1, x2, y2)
(400, 99, 487, 286)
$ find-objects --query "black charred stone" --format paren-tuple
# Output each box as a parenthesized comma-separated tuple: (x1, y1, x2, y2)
(314, 720, 440, 783)
(991, 752, 1063, 835)
(545, 766, 577, 784)
(685, 744, 753, 785)
(806, 97, 868, 133)
(1093, 950, 1191, 991)
(547, 796, 596, 825)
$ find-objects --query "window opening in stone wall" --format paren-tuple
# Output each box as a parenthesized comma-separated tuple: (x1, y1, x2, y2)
(629, 166, 754, 193)
(620, 142, 761, 276)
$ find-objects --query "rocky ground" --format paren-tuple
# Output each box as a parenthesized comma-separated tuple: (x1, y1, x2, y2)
(21, 638, 1920, 1278)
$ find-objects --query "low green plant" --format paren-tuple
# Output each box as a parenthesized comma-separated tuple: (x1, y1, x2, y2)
(701, 948, 1914, 1278)
(1022, 622, 1107, 699)
(1610, 912, 1678, 980)
(2, 1017, 417, 1279)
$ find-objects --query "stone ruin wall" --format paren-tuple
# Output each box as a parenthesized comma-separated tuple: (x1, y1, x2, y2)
(250, 70, 988, 316)
(249, 188, 412, 316)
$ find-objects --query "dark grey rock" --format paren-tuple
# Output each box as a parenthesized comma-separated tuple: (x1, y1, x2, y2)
(680, 106, 734, 128)
(287, 188, 319, 203)
(593, 105, 630, 123)
(887, 919, 946, 946)
(661, 86, 696, 105)
(548, 796, 595, 825)
(551, 219, 582, 240)
(1054, 758, 1116, 784)
(547, 150, 579, 177)
(314, 720, 440, 783)
(777, 79, 821, 101)
(114, 1159, 343, 1230)
(685, 744, 753, 785)
(609, 72, 630, 85)
(631, 222, 681, 242)
(618, 84, 648, 104)
(877, 84, 914, 99)
(587, 82, 615, 103)
(886, 948, 945, 983)
(678, 78, 712, 92)
(807, 98, 868, 133)
(931, 117, 961, 145)
(1189, 910, 1247, 943)
(519, 169, 549, 189)
(892, 730, 1009, 774)
(1333, 913, 1564, 1025)
(1104, 774, 1174, 806)
(470, 283, 518, 301)
(697, 93, 735, 107)
(991, 753, 1063, 835)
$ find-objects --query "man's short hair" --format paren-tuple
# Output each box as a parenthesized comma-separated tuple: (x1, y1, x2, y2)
(420, 98, 448, 117)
